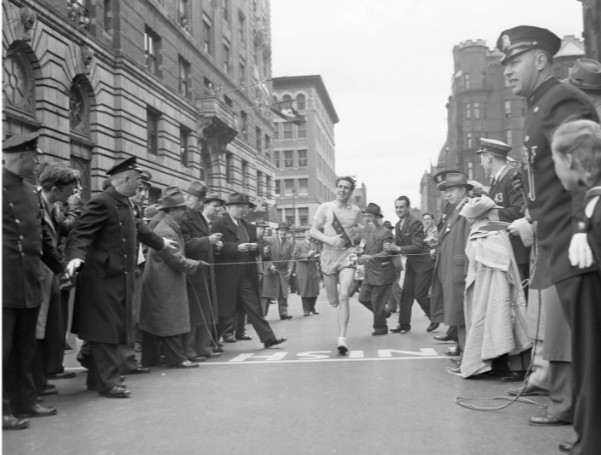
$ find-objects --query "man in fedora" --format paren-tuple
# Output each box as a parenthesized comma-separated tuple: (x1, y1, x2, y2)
(211, 193, 286, 349)
(387, 195, 437, 335)
(140, 187, 203, 369)
(262, 222, 294, 319)
(357, 203, 396, 336)
(566, 57, 601, 117)
(476, 138, 529, 281)
(3, 130, 66, 428)
(65, 156, 177, 398)
(498, 25, 599, 438)
(429, 171, 472, 363)
(180, 183, 224, 360)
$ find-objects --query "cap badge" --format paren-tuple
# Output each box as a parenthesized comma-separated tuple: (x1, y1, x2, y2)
(501, 34, 511, 50)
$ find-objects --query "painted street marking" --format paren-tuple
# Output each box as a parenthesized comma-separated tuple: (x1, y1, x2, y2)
(201, 348, 447, 365)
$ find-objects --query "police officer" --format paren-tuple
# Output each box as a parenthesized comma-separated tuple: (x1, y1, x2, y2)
(497, 25, 599, 440)
(65, 156, 177, 398)
(3, 131, 65, 429)
(476, 138, 530, 280)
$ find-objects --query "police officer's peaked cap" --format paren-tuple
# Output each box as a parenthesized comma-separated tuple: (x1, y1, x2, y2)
(2, 130, 41, 154)
(106, 156, 141, 176)
(497, 25, 561, 65)
(476, 138, 512, 157)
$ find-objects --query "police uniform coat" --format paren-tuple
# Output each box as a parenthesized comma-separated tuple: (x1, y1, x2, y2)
(211, 214, 261, 318)
(292, 239, 321, 298)
(261, 236, 293, 300)
(180, 208, 218, 327)
(3, 168, 64, 309)
(139, 215, 199, 336)
(521, 77, 599, 283)
(67, 186, 164, 345)
(430, 199, 470, 326)
(488, 166, 530, 267)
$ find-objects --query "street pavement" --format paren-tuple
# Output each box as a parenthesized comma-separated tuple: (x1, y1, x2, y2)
(4, 291, 574, 455)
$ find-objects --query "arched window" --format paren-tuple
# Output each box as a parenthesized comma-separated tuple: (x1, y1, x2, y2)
(296, 93, 306, 110)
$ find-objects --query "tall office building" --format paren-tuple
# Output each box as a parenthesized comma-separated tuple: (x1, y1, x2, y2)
(271, 75, 339, 228)
(3, 0, 275, 205)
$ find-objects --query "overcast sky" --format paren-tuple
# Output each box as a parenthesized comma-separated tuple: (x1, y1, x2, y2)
(270, 0, 584, 221)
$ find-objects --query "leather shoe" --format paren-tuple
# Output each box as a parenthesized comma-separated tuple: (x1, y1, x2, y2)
(433, 334, 457, 342)
(507, 384, 549, 396)
(187, 355, 207, 362)
(48, 371, 76, 380)
(264, 337, 287, 348)
(223, 335, 237, 343)
(280, 315, 293, 320)
(195, 352, 222, 359)
(558, 441, 574, 453)
(3, 414, 29, 430)
(213, 346, 224, 353)
(235, 334, 252, 341)
(100, 386, 131, 399)
(390, 325, 410, 333)
(372, 330, 388, 336)
(129, 365, 151, 374)
(15, 404, 57, 418)
(311, 311, 319, 315)
(528, 413, 570, 426)
(38, 384, 58, 396)
(426, 322, 440, 332)
(170, 360, 200, 369)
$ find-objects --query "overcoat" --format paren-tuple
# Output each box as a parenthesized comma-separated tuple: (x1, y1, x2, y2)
(139, 215, 199, 337)
(521, 78, 599, 283)
(180, 208, 218, 328)
(292, 239, 321, 298)
(430, 199, 470, 326)
(2, 168, 63, 309)
(262, 235, 293, 299)
(66, 186, 164, 345)
(362, 225, 396, 286)
(211, 214, 260, 318)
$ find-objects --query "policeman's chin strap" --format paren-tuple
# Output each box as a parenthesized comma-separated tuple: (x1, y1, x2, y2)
(455, 237, 546, 412)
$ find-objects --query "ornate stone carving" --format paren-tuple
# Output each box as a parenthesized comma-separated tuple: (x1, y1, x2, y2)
(20, 7, 37, 41)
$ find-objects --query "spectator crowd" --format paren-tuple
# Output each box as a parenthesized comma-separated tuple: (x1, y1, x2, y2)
(3, 24, 600, 455)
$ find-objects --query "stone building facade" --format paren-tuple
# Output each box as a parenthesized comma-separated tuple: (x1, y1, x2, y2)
(420, 36, 584, 217)
(3, 0, 276, 205)
(271, 75, 339, 228)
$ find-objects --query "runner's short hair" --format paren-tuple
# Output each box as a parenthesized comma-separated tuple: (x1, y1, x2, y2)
(336, 176, 356, 191)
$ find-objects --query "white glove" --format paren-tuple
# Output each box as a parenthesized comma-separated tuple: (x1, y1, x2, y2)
(568, 233, 594, 268)
(507, 218, 535, 247)
(66, 258, 83, 277)
(163, 237, 178, 250)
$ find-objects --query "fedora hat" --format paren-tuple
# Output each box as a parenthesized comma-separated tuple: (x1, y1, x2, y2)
(203, 192, 225, 205)
(225, 192, 256, 209)
(362, 202, 383, 218)
(568, 58, 601, 90)
(254, 218, 269, 228)
(383, 220, 394, 230)
(438, 172, 473, 191)
(276, 222, 290, 231)
(159, 186, 187, 211)
(143, 204, 160, 221)
(185, 181, 207, 199)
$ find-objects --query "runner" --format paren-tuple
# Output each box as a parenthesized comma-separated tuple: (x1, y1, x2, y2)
(310, 177, 362, 355)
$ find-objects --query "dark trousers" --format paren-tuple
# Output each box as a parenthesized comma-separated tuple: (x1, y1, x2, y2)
(301, 296, 317, 314)
(183, 324, 215, 357)
(387, 276, 401, 312)
(3, 306, 40, 414)
(398, 263, 433, 327)
(359, 283, 392, 332)
(219, 270, 275, 343)
(42, 285, 69, 375)
(87, 342, 121, 394)
(141, 331, 187, 367)
(558, 273, 601, 453)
